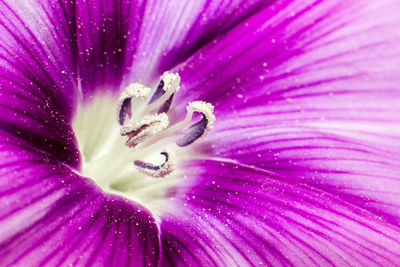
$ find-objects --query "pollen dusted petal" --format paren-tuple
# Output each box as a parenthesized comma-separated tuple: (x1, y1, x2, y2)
(127, 0, 276, 83)
(3, 0, 400, 266)
(0, 133, 160, 267)
(173, 0, 400, 224)
(0, 0, 80, 168)
(75, 0, 146, 96)
(160, 160, 400, 266)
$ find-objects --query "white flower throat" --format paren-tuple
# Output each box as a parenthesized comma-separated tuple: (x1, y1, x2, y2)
(72, 72, 215, 211)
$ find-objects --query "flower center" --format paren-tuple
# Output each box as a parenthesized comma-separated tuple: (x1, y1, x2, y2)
(72, 72, 215, 212)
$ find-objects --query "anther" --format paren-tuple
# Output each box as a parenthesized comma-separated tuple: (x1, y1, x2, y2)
(134, 151, 174, 178)
(117, 72, 216, 179)
(118, 83, 151, 125)
(121, 113, 169, 148)
(176, 101, 216, 146)
(144, 72, 180, 114)
(138, 101, 215, 149)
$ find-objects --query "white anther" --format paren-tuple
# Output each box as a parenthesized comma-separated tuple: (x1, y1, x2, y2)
(133, 151, 175, 178)
(138, 101, 215, 149)
(115, 71, 216, 179)
(144, 72, 181, 114)
(118, 83, 152, 125)
(120, 83, 151, 100)
(187, 101, 216, 132)
(121, 113, 169, 148)
(166, 101, 215, 137)
(160, 72, 180, 92)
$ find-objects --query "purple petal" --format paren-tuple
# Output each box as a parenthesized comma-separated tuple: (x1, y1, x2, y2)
(161, 160, 400, 266)
(127, 0, 275, 84)
(74, 0, 277, 93)
(204, 125, 400, 224)
(0, 0, 276, 121)
(75, 0, 144, 96)
(0, 134, 160, 266)
(176, 0, 400, 109)
(0, 0, 80, 167)
(172, 1, 400, 223)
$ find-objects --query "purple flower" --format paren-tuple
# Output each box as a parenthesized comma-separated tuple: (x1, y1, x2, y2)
(1, 0, 400, 266)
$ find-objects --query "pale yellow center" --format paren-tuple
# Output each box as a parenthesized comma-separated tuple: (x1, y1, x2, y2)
(72, 93, 183, 215)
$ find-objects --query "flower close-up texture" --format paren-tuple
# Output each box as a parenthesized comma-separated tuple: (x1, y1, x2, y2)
(1, 0, 400, 266)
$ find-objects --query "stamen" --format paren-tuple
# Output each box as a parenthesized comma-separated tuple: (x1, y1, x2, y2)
(120, 113, 169, 148)
(144, 72, 180, 114)
(118, 83, 151, 125)
(176, 101, 216, 146)
(134, 151, 174, 178)
(138, 101, 215, 149)
(116, 72, 216, 179)
(118, 98, 131, 126)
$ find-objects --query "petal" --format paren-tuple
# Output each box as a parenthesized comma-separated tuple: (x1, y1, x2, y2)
(0, 133, 160, 266)
(176, 0, 400, 109)
(0, 0, 80, 167)
(204, 126, 400, 224)
(41, 0, 279, 96)
(127, 0, 275, 84)
(172, 1, 400, 222)
(75, 0, 144, 95)
(160, 160, 400, 266)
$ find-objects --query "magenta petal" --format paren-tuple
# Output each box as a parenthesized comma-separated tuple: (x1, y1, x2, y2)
(127, 0, 275, 83)
(176, 0, 400, 109)
(205, 125, 400, 224)
(0, 0, 277, 104)
(0, 135, 160, 266)
(0, 1, 80, 167)
(75, 0, 145, 96)
(76, 0, 275, 92)
(172, 0, 400, 223)
(161, 160, 400, 266)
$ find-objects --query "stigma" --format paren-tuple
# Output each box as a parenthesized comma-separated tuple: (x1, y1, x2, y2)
(118, 72, 215, 178)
